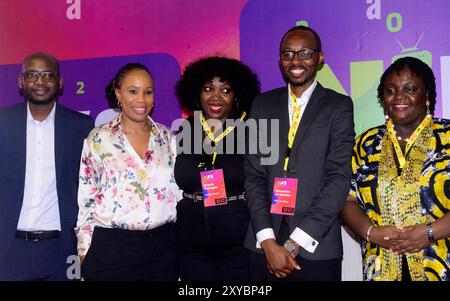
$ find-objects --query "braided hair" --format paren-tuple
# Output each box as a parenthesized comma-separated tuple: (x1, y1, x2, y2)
(105, 63, 152, 108)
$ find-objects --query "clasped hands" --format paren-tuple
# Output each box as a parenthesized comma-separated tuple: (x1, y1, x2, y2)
(261, 239, 301, 279)
(370, 224, 433, 254)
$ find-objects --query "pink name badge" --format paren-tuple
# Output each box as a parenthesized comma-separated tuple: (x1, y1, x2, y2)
(200, 169, 227, 207)
(270, 178, 298, 215)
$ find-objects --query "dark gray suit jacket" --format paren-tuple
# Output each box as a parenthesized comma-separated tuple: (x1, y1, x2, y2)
(244, 83, 355, 260)
(0, 102, 94, 266)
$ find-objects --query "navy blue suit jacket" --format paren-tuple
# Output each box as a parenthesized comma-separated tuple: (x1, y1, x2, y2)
(0, 102, 94, 265)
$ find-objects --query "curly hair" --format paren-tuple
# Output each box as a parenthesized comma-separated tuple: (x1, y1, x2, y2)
(105, 63, 152, 108)
(377, 56, 436, 114)
(176, 56, 260, 116)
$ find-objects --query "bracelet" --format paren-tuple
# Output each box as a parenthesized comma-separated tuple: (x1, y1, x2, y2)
(366, 225, 374, 243)
(426, 222, 435, 243)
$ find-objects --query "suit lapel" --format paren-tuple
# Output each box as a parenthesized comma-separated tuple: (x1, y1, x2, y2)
(291, 83, 325, 150)
(275, 89, 289, 161)
(16, 104, 27, 194)
(271, 90, 289, 230)
(54, 104, 65, 187)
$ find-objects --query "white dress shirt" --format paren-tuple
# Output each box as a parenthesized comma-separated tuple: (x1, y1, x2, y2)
(17, 103, 61, 231)
(256, 81, 319, 253)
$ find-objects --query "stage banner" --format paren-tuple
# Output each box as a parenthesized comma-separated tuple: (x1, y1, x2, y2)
(0, 0, 246, 126)
(240, 0, 450, 135)
(0, 54, 180, 126)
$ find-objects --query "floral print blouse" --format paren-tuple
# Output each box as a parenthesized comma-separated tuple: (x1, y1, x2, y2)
(75, 114, 181, 256)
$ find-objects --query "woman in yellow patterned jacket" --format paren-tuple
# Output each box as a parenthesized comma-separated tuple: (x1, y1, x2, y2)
(341, 56, 450, 281)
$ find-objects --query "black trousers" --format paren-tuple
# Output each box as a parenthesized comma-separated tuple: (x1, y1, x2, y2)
(249, 221, 342, 281)
(176, 198, 250, 281)
(82, 223, 177, 281)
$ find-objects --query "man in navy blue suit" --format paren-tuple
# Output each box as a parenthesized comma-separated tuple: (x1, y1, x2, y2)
(0, 52, 94, 280)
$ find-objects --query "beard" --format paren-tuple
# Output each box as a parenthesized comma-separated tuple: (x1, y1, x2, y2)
(286, 70, 315, 87)
(23, 90, 58, 106)
(27, 96, 55, 105)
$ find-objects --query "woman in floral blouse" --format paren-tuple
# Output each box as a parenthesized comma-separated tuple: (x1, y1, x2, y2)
(76, 63, 181, 280)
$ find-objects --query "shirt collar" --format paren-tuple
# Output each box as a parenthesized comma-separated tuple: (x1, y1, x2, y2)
(27, 102, 56, 124)
(288, 80, 318, 107)
(110, 113, 160, 136)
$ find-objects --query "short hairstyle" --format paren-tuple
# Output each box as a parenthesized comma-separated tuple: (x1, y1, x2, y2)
(22, 52, 60, 74)
(176, 56, 260, 116)
(377, 56, 436, 114)
(105, 63, 152, 108)
(279, 25, 322, 52)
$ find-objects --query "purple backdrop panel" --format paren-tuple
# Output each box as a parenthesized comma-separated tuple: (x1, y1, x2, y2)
(240, 0, 450, 116)
(0, 53, 181, 127)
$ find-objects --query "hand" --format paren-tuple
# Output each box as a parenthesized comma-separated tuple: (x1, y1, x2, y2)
(261, 239, 300, 279)
(369, 225, 406, 250)
(388, 224, 432, 254)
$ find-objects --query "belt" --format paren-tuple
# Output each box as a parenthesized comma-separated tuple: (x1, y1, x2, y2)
(16, 230, 60, 242)
(182, 192, 246, 203)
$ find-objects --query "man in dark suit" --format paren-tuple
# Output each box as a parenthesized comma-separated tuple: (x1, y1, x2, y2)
(245, 26, 355, 281)
(0, 52, 94, 280)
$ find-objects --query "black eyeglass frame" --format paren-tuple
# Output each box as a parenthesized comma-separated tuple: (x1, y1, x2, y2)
(21, 71, 60, 83)
(279, 49, 321, 61)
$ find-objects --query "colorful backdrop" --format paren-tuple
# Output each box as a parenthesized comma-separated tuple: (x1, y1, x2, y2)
(1, 0, 450, 280)
(1, 0, 449, 131)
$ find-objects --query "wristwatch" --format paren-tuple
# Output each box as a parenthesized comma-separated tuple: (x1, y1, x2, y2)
(426, 222, 435, 243)
(284, 239, 300, 257)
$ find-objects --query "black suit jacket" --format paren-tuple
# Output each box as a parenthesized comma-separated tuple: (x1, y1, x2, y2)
(0, 102, 94, 265)
(244, 83, 355, 260)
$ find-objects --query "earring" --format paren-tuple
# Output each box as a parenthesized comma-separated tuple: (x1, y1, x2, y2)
(385, 114, 389, 121)
(118, 101, 122, 108)
(426, 100, 431, 118)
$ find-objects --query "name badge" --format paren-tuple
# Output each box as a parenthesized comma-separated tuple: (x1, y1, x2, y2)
(200, 169, 227, 207)
(270, 177, 298, 215)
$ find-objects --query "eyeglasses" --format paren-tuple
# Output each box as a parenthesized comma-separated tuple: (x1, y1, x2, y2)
(22, 71, 59, 83)
(280, 49, 320, 61)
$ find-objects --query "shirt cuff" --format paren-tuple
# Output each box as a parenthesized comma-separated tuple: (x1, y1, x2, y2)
(291, 227, 319, 253)
(255, 228, 275, 249)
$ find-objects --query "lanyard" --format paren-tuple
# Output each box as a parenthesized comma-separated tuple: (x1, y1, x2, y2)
(200, 111, 246, 166)
(283, 87, 302, 173)
(386, 116, 431, 169)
